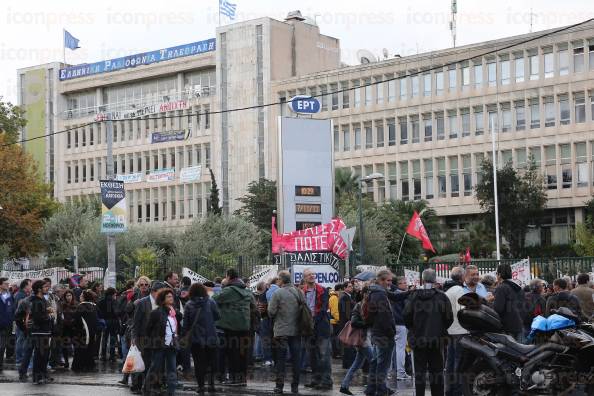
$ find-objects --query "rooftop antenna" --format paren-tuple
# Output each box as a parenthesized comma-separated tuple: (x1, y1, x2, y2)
(449, 0, 458, 47)
(529, 8, 536, 33)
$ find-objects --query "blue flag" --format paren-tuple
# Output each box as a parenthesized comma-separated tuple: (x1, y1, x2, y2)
(219, 0, 237, 20)
(64, 30, 80, 50)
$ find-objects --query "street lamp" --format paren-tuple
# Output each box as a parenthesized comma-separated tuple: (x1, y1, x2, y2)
(358, 172, 384, 265)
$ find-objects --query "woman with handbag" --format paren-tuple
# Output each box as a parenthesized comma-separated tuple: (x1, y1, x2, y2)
(143, 288, 182, 396)
(339, 286, 372, 396)
(182, 283, 220, 394)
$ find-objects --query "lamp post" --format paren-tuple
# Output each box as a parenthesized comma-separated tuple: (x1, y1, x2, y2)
(358, 172, 384, 265)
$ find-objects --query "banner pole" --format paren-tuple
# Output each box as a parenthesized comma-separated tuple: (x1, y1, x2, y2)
(396, 233, 407, 265)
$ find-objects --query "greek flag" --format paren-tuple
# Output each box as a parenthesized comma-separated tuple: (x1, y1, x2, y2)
(219, 0, 237, 20)
(64, 30, 80, 50)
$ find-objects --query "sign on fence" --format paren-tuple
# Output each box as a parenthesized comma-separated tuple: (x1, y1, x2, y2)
(0, 268, 59, 285)
(182, 267, 210, 284)
(248, 265, 278, 291)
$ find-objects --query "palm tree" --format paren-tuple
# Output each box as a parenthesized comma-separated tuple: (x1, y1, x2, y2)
(335, 168, 359, 206)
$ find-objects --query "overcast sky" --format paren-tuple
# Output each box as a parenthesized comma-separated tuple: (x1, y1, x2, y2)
(2, 0, 593, 103)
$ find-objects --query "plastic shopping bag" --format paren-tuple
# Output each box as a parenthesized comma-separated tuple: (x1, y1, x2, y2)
(122, 345, 145, 374)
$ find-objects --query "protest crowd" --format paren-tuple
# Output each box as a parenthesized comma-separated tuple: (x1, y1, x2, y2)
(0, 264, 592, 396)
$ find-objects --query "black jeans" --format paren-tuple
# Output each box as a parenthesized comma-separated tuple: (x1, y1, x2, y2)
(273, 336, 302, 390)
(413, 346, 445, 396)
(31, 334, 51, 382)
(191, 344, 217, 389)
(0, 327, 11, 369)
(223, 330, 250, 383)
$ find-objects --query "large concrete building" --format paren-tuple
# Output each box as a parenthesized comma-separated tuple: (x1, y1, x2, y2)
(17, 12, 594, 246)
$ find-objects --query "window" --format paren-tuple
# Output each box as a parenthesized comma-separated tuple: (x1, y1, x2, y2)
(412, 160, 421, 200)
(341, 82, 350, 108)
(462, 155, 472, 196)
(388, 118, 396, 146)
(67, 165, 71, 184)
(488, 109, 498, 133)
(400, 161, 409, 201)
(559, 95, 570, 125)
(320, 85, 328, 111)
(448, 111, 458, 139)
(461, 109, 470, 137)
(365, 124, 373, 149)
(529, 52, 539, 80)
(559, 48, 569, 76)
(81, 128, 86, 147)
(575, 93, 585, 123)
(388, 162, 397, 199)
(501, 150, 513, 166)
(411, 75, 419, 98)
(574, 44, 584, 73)
(330, 83, 339, 110)
(399, 117, 407, 145)
(375, 78, 384, 104)
(475, 153, 484, 185)
(501, 105, 511, 132)
(591, 92, 594, 121)
(500, 59, 510, 85)
(342, 126, 350, 151)
(530, 99, 540, 129)
(353, 81, 361, 107)
(448, 66, 457, 91)
(545, 145, 557, 189)
(438, 157, 446, 198)
(474, 61, 483, 87)
(515, 101, 526, 130)
(530, 147, 541, 170)
(74, 129, 79, 148)
(411, 116, 420, 143)
(376, 121, 384, 148)
(516, 148, 527, 169)
(354, 126, 361, 150)
(387, 79, 396, 103)
(89, 127, 94, 146)
(590, 42, 594, 70)
(435, 71, 444, 95)
(462, 65, 470, 89)
(436, 112, 445, 140)
(424, 159, 434, 199)
(474, 107, 484, 135)
(74, 163, 79, 183)
(333, 127, 339, 152)
(423, 73, 431, 96)
(515, 55, 525, 82)
(576, 142, 588, 187)
(67, 131, 71, 149)
(364, 78, 372, 106)
(487, 61, 496, 87)
(544, 97, 555, 127)
(450, 156, 459, 197)
(423, 114, 433, 142)
(560, 144, 571, 188)
(544, 51, 554, 78)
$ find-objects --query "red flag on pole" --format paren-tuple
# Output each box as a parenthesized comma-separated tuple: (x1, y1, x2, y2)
(405, 211, 436, 253)
(464, 247, 471, 263)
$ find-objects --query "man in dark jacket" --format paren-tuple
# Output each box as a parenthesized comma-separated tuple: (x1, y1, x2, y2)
(572, 273, 593, 320)
(29, 280, 53, 385)
(388, 276, 411, 381)
(523, 279, 546, 335)
(404, 269, 453, 396)
(14, 278, 31, 364)
(0, 277, 15, 371)
(301, 268, 333, 391)
(98, 287, 119, 361)
(493, 263, 525, 342)
(365, 269, 396, 396)
(546, 278, 582, 318)
(339, 281, 355, 368)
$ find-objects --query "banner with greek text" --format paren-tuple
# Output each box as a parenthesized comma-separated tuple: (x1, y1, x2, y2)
(100, 180, 127, 233)
(147, 168, 175, 183)
(248, 265, 278, 291)
(180, 165, 202, 183)
(116, 173, 143, 184)
(0, 267, 59, 286)
(182, 268, 210, 284)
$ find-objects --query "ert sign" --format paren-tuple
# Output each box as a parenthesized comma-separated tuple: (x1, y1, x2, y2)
(288, 95, 321, 114)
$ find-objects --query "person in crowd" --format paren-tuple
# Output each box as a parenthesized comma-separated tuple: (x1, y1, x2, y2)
(562, 276, 574, 291)
(365, 270, 397, 396)
(340, 285, 372, 396)
(571, 273, 593, 320)
(254, 281, 273, 367)
(480, 274, 497, 294)
(98, 287, 119, 362)
(0, 277, 15, 372)
(493, 263, 525, 342)
(444, 267, 466, 396)
(404, 269, 453, 396)
(71, 290, 99, 372)
(91, 283, 104, 299)
(329, 283, 342, 359)
(339, 281, 356, 369)
(14, 278, 31, 364)
(301, 268, 333, 391)
(183, 282, 220, 394)
(388, 276, 411, 382)
(144, 288, 182, 396)
(266, 277, 280, 301)
(523, 279, 547, 336)
(131, 281, 166, 394)
(164, 272, 181, 310)
(463, 265, 491, 301)
(73, 275, 88, 301)
(42, 278, 61, 369)
(213, 268, 257, 386)
(545, 278, 582, 318)
(213, 277, 223, 295)
(60, 289, 78, 369)
(268, 270, 303, 395)
(179, 276, 192, 307)
(29, 280, 54, 385)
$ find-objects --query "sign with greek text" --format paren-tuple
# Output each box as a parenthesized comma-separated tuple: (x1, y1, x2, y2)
(182, 268, 210, 284)
(180, 165, 202, 183)
(116, 173, 143, 184)
(292, 264, 340, 288)
(151, 131, 186, 144)
(147, 168, 175, 183)
(100, 180, 127, 233)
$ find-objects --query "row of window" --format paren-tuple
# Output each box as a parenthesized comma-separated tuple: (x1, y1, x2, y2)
(333, 91, 594, 151)
(65, 143, 210, 184)
(126, 185, 210, 223)
(281, 38, 594, 111)
(65, 106, 210, 150)
(341, 142, 594, 202)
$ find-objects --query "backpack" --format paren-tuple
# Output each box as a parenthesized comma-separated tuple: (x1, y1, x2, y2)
(289, 288, 314, 336)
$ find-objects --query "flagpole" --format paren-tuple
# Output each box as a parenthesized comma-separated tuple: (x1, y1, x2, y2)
(62, 29, 66, 64)
(218, 0, 221, 27)
(396, 233, 407, 265)
(490, 115, 501, 260)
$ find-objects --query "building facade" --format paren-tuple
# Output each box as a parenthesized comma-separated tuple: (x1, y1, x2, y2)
(17, 14, 594, 245)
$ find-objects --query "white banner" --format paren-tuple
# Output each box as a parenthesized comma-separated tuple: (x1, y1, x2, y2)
(484, 258, 531, 286)
(182, 267, 210, 284)
(292, 264, 340, 288)
(403, 268, 448, 286)
(103, 268, 116, 289)
(355, 265, 388, 274)
(147, 168, 175, 183)
(0, 267, 59, 286)
(116, 173, 143, 184)
(180, 165, 202, 183)
(248, 265, 278, 291)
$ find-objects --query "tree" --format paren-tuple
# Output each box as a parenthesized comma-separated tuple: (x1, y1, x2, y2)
(475, 159, 547, 257)
(0, 98, 27, 144)
(574, 198, 594, 256)
(234, 178, 277, 231)
(208, 168, 222, 215)
(462, 222, 497, 258)
(0, 134, 58, 256)
(335, 168, 359, 207)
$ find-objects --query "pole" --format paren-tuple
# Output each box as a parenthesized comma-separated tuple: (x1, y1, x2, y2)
(62, 29, 66, 64)
(73, 245, 79, 273)
(396, 233, 407, 265)
(106, 115, 116, 287)
(358, 181, 364, 265)
(490, 117, 501, 260)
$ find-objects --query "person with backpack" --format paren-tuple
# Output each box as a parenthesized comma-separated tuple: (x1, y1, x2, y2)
(0, 277, 15, 372)
(267, 270, 303, 395)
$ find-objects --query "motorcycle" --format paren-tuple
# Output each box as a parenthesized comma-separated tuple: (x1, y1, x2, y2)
(456, 293, 594, 396)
